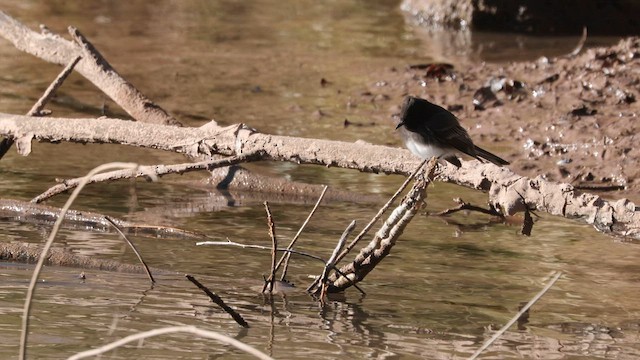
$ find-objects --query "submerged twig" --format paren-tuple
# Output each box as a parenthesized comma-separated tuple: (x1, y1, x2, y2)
(0, 199, 209, 241)
(468, 271, 563, 360)
(19, 162, 139, 360)
(262, 202, 278, 294)
(433, 197, 504, 217)
(104, 216, 155, 285)
(0, 55, 81, 159)
(185, 274, 249, 328)
(67, 325, 273, 360)
(277, 185, 328, 281)
(32, 153, 261, 203)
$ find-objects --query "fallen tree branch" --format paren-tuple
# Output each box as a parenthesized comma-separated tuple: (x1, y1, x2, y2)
(0, 55, 81, 159)
(0, 114, 638, 240)
(0, 11, 180, 126)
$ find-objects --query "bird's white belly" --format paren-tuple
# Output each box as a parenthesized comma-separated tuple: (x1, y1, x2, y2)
(404, 139, 448, 159)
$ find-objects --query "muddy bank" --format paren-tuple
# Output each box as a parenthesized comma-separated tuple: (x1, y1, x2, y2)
(360, 37, 640, 203)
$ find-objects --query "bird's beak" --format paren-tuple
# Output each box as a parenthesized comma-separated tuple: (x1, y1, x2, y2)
(395, 121, 405, 130)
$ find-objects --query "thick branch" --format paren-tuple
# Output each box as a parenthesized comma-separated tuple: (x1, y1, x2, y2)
(0, 11, 180, 126)
(326, 161, 435, 292)
(0, 113, 638, 240)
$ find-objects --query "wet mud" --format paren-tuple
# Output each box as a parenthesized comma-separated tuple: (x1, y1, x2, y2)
(361, 37, 640, 203)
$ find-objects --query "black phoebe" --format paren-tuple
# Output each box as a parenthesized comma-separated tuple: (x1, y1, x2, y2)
(396, 96, 509, 167)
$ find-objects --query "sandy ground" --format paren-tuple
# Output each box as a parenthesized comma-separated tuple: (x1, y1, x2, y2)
(362, 37, 640, 203)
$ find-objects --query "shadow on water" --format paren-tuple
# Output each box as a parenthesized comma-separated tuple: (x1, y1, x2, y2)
(0, 0, 637, 359)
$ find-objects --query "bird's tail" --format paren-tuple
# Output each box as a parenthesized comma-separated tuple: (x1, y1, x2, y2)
(474, 146, 510, 166)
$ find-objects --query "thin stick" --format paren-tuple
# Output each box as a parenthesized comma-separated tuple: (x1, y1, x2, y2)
(566, 26, 588, 58)
(104, 216, 155, 284)
(0, 55, 82, 159)
(319, 220, 356, 300)
(19, 162, 139, 360)
(198, 240, 327, 263)
(307, 159, 427, 292)
(468, 271, 563, 360)
(66, 325, 273, 360)
(32, 153, 260, 203)
(185, 274, 249, 328)
(263, 202, 277, 293)
(277, 185, 328, 281)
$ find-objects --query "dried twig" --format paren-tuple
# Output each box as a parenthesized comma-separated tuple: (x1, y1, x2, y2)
(468, 272, 563, 360)
(277, 185, 328, 281)
(198, 240, 325, 262)
(32, 153, 261, 203)
(185, 274, 249, 328)
(566, 26, 588, 58)
(0, 55, 81, 159)
(104, 216, 155, 285)
(19, 162, 140, 360)
(67, 325, 273, 360)
(262, 202, 277, 294)
(319, 220, 357, 300)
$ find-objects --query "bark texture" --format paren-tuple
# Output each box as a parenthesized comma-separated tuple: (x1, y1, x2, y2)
(1, 113, 638, 240)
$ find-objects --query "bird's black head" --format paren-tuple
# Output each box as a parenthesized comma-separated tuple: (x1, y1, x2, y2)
(395, 96, 448, 130)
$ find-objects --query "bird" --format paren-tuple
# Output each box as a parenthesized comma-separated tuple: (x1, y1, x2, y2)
(395, 96, 509, 167)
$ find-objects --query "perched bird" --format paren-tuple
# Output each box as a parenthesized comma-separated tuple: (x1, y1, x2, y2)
(395, 96, 509, 167)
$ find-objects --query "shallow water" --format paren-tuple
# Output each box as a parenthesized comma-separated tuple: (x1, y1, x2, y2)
(0, 1, 637, 359)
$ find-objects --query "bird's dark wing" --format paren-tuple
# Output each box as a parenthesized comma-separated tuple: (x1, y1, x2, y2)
(422, 112, 477, 158)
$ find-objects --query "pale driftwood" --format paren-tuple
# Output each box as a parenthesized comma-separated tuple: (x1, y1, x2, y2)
(0, 113, 638, 240)
(0, 11, 180, 126)
(324, 160, 436, 292)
